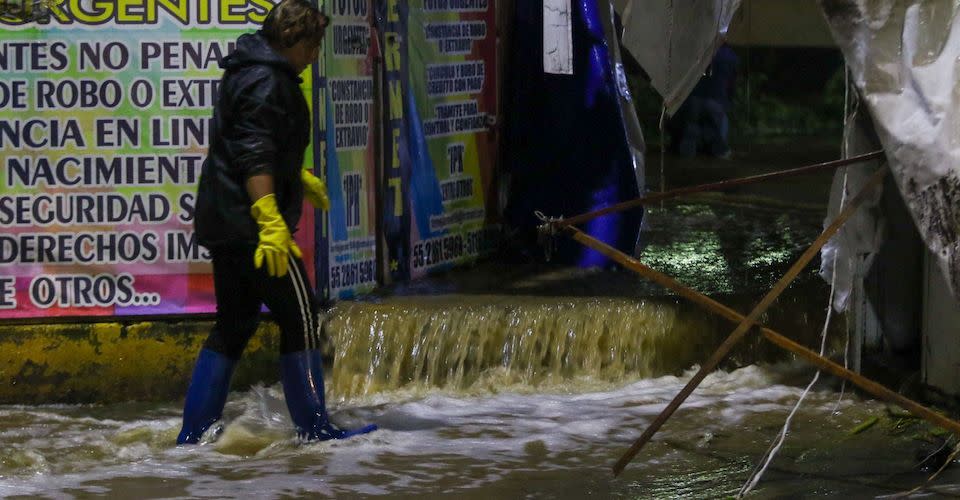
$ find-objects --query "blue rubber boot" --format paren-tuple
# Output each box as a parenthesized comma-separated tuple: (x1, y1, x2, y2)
(177, 349, 237, 445)
(280, 350, 377, 441)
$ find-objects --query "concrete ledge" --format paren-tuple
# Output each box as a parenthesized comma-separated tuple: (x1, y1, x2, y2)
(0, 321, 281, 404)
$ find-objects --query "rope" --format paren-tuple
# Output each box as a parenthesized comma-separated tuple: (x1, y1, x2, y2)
(737, 164, 851, 498)
(738, 63, 858, 495)
(611, 167, 889, 476)
(745, 3, 752, 148)
(660, 0, 673, 196)
(666, 0, 674, 101)
(659, 106, 667, 198)
(834, 63, 855, 413)
(543, 151, 883, 230)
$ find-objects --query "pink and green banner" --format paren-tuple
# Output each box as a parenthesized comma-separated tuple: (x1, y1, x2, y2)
(0, 2, 317, 319)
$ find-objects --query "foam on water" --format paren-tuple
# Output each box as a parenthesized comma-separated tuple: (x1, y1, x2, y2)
(0, 363, 922, 498)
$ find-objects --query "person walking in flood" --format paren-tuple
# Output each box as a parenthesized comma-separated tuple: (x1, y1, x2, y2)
(669, 44, 739, 159)
(178, 0, 375, 444)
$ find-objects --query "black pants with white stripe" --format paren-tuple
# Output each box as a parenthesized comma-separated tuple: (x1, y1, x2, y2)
(203, 245, 327, 359)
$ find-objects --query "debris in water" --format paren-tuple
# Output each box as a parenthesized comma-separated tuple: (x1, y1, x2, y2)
(849, 416, 879, 435)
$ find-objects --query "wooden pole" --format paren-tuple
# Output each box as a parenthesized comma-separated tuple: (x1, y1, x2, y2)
(562, 167, 894, 476)
(554, 151, 884, 229)
(568, 222, 960, 472)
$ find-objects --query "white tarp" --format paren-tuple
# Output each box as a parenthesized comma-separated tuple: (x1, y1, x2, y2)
(619, 0, 741, 114)
(819, 99, 886, 312)
(819, 1, 960, 301)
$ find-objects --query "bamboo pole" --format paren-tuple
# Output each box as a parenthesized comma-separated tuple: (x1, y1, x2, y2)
(609, 167, 887, 475)
(552, 150, 884, 229)
(570, 220, 960, 474)
(558, 168, 905, 476)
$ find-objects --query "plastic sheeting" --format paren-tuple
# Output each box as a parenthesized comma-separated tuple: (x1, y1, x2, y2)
(819, 1, 960, 302)
(502, 0, 644, 266)
(819, 97, 886, 312)
(618, 0, 741, 114)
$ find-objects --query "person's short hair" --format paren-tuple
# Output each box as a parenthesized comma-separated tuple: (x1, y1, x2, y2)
(261, 0, 329, 49)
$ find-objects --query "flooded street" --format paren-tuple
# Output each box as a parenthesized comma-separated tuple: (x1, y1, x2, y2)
(2, 0, 952, 495)
(0, 366, 946, 498)
(2, 195, 950, 498)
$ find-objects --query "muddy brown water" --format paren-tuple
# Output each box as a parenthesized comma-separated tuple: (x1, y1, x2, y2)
(2, 197, 954, 498)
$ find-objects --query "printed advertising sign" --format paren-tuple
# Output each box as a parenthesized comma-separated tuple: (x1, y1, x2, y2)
(0, 1, 317, 318)
(317, 0, 378, 300)
(405, 0, 497, 278)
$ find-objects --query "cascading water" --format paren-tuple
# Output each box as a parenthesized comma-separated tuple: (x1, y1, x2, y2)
(325, 297, 721, 399)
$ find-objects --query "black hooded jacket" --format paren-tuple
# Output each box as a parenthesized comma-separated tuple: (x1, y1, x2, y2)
(195, 32, 311, 249)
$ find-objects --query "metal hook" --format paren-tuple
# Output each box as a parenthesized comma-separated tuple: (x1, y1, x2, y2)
(534, 210, 563, 262)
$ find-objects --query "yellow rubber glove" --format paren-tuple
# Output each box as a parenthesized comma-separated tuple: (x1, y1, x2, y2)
(301, 168, 330, 210)
(250, 194, 302, 277)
